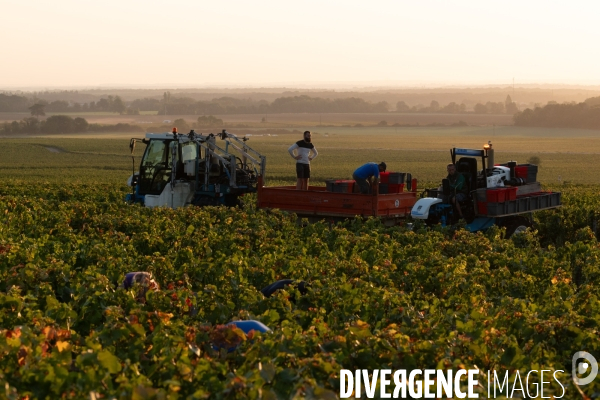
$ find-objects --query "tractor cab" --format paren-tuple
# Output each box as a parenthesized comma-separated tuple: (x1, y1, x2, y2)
(450, 141, 505, 191)
(419, 143, 496, 223)
(136, 134, 199, 196)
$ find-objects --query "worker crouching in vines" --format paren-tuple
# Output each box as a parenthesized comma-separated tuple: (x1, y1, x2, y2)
(120, 272, 160, 302)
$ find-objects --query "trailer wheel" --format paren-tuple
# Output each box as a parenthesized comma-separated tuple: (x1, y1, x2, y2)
(505, 216, 532, 238)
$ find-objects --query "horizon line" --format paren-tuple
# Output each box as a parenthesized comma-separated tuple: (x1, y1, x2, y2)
(2, 81, 600, 92)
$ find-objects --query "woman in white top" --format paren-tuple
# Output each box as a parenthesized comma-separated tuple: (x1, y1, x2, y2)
(288, 131, 318, 190)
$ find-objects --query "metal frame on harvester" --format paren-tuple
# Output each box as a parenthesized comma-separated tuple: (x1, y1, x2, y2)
(126, 130, 266, 208)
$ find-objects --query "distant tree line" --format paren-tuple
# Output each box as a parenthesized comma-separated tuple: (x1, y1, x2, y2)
(1, 92, 389, 114)
(132, 93, 521, 115)
(1, 114, 227, 134)
(514, 97, 600, 129)
(0, 91, 521, 115)
(0, 93, 30, 112)
(0, 94, 134, 114)
(37, 95, 131, 114)
(397, 95, 518, 114)
(1, 93, 390, 115)
(143, 116, 226, 133)
(1, 116, 143, 134)
(396, 100, 466, 113)
(141, 94, 391, 115)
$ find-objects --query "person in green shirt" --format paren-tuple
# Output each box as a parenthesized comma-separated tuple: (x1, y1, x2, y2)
(446, 163, 467, 219)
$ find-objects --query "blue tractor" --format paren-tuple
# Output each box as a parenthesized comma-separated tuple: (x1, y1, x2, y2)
(126, 129, 266, 208)
(411, 142, 561, 236)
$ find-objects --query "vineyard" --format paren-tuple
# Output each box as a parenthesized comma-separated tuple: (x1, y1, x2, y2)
(1, 180, 600, 399)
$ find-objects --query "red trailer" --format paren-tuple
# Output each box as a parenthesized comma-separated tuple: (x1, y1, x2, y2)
(256, 177, 419, 225)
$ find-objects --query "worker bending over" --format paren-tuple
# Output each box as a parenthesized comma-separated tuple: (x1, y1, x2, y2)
(353, 162, 386, 194)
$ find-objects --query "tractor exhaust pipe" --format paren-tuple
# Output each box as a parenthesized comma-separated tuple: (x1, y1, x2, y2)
(487, 148, 494, 170)
(484, 141, 494, 171)
(507, 161, 517, 179)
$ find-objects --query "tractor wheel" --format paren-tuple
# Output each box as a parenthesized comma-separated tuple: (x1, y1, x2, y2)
(221, 195, 244, 208)
(192, 196, 221, 207)
(504, 216, 532, 238)
(230, 198, 244, 208)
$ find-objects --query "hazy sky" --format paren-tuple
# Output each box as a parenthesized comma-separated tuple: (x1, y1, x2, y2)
(2, 0, 600, 88)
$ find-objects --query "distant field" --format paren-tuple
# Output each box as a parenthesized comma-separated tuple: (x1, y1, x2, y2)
(0, 126, 598, 185)
(251, 127, 599, 185)
(214, 112, 514, 127)
(0, 139, 135, 184)
(0, 111, 513, 127)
